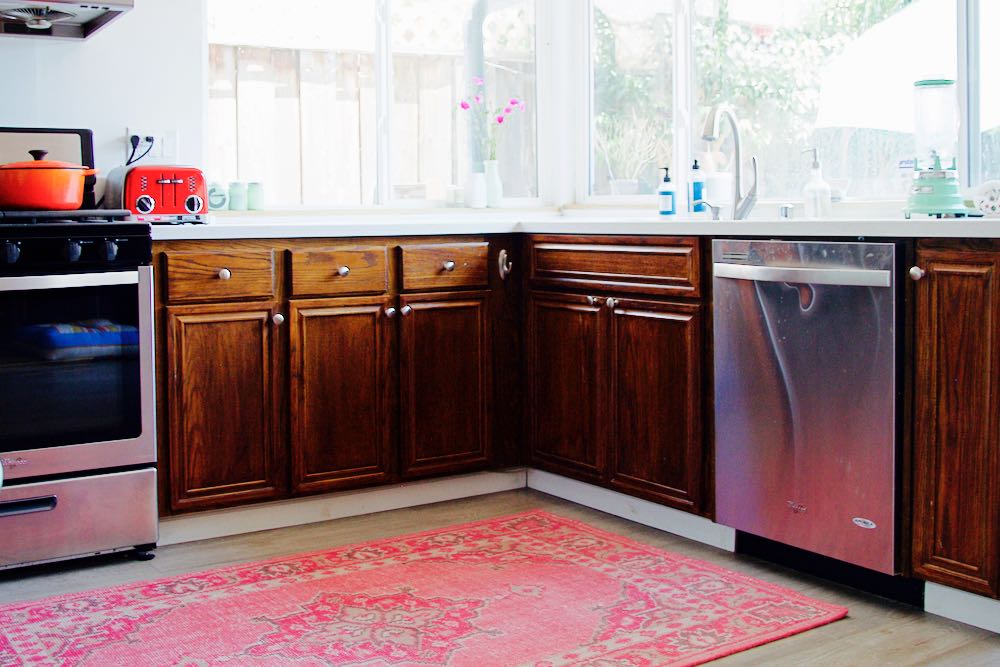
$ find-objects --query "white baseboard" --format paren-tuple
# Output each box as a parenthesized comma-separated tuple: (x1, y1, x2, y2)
(924, 582, 1000, 634)
(526, 468, 736, 552)
(158, 468, 527, 546)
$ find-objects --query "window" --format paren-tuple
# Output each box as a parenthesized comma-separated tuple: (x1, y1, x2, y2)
(981, 0, 999, 182)
(590, 1, 673, 196)
(207, 0, 537, 207)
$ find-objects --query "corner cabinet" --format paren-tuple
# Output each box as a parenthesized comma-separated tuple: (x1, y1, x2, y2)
(526, 236, 709, 515)
(911, 241, 1000, 598)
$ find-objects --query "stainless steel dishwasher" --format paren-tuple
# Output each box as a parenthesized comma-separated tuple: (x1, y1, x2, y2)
(713, 239, 898, 574)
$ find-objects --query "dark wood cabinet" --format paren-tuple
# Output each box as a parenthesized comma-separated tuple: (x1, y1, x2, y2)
(289, 296, 395, 494)
(165, 302, 283, 511)
(609, 299, 703, 512)
(527, 288, 706, 514)
(527, 292, 606, 482)
(912, 244, 1000, 598)
(399, 291, 492, 477)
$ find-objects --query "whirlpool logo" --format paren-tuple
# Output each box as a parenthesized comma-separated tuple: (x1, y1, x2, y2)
(0, 457, 29, 468)
(786, 500, 807, 514)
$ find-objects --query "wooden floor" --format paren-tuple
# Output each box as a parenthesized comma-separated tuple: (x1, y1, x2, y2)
(2, 489, 998, 666)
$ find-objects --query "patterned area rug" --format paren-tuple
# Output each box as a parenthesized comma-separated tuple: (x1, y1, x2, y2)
(0, 510, 846, 666)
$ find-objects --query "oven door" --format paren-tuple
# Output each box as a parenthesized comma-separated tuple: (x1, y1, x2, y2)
(0, 266, 154, 482)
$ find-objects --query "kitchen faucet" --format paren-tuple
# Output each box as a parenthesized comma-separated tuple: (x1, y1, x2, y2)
(701, 104, 758, 220)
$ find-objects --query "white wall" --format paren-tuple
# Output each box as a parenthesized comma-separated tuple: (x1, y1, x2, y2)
(0, 0, 207, 179)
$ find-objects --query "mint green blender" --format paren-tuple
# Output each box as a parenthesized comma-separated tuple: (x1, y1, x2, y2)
(904, 79, 972, 219)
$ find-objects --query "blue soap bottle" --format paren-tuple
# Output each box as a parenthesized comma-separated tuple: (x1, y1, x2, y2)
(689, 159, 705, 212)
(658, 167, 675, 217)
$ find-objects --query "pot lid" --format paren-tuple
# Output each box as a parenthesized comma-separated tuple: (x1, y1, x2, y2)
(0, 149, 90, 170)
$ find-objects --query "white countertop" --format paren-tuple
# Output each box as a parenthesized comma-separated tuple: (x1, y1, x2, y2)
(150, 209, 1000, 241)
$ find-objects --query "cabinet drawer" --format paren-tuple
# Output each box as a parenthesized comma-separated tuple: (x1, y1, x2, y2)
(400, 242, 489, 291)
(290, 246, 389, 297)
(529, 236, 701, 297)
(164, 250, 275, 304)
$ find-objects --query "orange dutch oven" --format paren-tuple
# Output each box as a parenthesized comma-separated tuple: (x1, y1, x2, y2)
(0, 149, 98, 210)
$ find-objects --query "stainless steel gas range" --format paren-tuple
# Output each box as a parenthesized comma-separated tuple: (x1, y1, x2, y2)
(0, 209, 157, 568)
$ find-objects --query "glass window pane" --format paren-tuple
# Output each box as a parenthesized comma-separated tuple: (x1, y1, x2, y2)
(693, 0, 955, 202)
(390, 0, 537, 202)
(591, 1, 673, 197)
(207, 0, 376, 207)
(982, 0, 1000, 182)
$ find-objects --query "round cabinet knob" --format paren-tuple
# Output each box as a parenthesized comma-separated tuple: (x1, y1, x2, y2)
(400, 305, 413, 316)
(185, 194, 205, 214)
(218, 268, 232, 280)
(135, 194, 155, 214)
(586, 296, 599, 306)
(606, 298, 618, 310)
(337, 265, 351, 277)
(385, 307, 398, 318)
(909, 266, 926, 281)
(442, 260, 456, 272)
(272, 313, 285, 325)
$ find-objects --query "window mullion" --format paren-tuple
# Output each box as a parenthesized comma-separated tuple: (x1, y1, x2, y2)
(959, 0, 981, 187)
(374, 0, 393, 205)
(673, 0, 692, 211)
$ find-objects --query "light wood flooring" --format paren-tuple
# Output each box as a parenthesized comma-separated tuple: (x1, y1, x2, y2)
(1, 489, 998, 666)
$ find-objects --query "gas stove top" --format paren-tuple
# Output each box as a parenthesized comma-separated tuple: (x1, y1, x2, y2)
(0, 209, 132, 224)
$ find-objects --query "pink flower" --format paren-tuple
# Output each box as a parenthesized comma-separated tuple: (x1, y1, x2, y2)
(509, 98, 520, 106)
(496, 115, 505, 124)
(472, 76, 484, 86)
(459, 100, 470, 110)
(504, 107, 512, 114)
(474, 95, 482, 104)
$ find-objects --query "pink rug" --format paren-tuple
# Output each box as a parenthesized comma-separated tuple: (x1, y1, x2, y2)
(0, 510, 846, 666)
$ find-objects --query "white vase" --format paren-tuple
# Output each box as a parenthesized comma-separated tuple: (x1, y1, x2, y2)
(484, 160, 503, 207)
(466, 172, 487, 209)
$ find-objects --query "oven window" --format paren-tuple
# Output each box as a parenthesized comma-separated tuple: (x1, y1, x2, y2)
(0, 283, 142, 451)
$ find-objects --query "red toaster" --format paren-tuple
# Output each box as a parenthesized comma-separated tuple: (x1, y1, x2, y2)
(105, 165, 207, 223)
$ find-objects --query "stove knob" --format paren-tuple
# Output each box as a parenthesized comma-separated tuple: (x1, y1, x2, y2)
(64, 240, 82, 263)
(3, 241, 20, 264)
(184, 194, 205, 214)
(135, 195, 155, 214)
(103, 240, 119, 262)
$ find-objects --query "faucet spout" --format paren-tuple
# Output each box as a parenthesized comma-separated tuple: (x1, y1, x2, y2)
(701, 104, 758, 220)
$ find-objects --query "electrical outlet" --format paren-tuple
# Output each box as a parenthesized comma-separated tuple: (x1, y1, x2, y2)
(124, 128, 180, 163)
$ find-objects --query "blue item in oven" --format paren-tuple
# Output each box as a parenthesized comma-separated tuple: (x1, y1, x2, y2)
(17, 318, 139, 361)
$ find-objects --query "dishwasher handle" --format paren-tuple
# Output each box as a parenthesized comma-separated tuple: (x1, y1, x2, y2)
(713, 263, 891, 288)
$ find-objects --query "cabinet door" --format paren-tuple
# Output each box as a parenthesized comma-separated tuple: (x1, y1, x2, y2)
(399, 292, 491, 476)
(289, 297, 395, 494)
(608, 299, 704, 512)
(527, 291, 607, 483)
(166, 303, 282, 511)
(912, 248, 1000, 597)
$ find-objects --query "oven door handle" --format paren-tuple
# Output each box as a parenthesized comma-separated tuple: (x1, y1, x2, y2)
(0, 495, 58, 518)
(0, 271, 139, 292)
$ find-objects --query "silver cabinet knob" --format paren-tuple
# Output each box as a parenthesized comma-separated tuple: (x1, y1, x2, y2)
(272, 313, 285, 325)
(497, 249, 513, 280)
(606, 298, 618, 310)
(337, 266, 350, 277)
(385, 307, 397, 318)
(400, 305, 413, 316)
(218, 268, 232, 280)
(586, 296, 599, 306)
(909, 266, 926, 281)
(442, 260, 456, 272)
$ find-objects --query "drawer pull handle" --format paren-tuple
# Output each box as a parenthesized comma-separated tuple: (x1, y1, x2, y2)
(385, 307, 397, 318)
(400, 305, 413, 316)
(218, 268, 232, 280)
(909, 266, 926, 281)
(337, 266, 351, 277)
(442, 260, 456, 272)
(0, 495, 57, 518)
(272, 313, 285, 325)
(498, 249, 513, 280)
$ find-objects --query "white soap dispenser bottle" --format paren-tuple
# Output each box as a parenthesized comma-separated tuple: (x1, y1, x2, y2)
(802, 148, 832, 219)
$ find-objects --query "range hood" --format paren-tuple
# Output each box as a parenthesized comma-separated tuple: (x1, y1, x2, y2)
(0, 1, 132, 39)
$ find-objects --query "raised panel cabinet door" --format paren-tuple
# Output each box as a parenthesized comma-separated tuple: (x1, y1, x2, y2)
(912, 249, 1000, 597)
(399, 292, 492, 477)
(289, 297, 395, 494)
(527, 291, 607, 482)
(608, 299, 703, 512)
(166, 303, 282, 511)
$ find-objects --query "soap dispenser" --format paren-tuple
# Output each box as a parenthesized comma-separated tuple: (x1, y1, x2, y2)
(802, 148, 832, 219)
(689, 159, 705, 212)
(658, 167, 676, 217)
